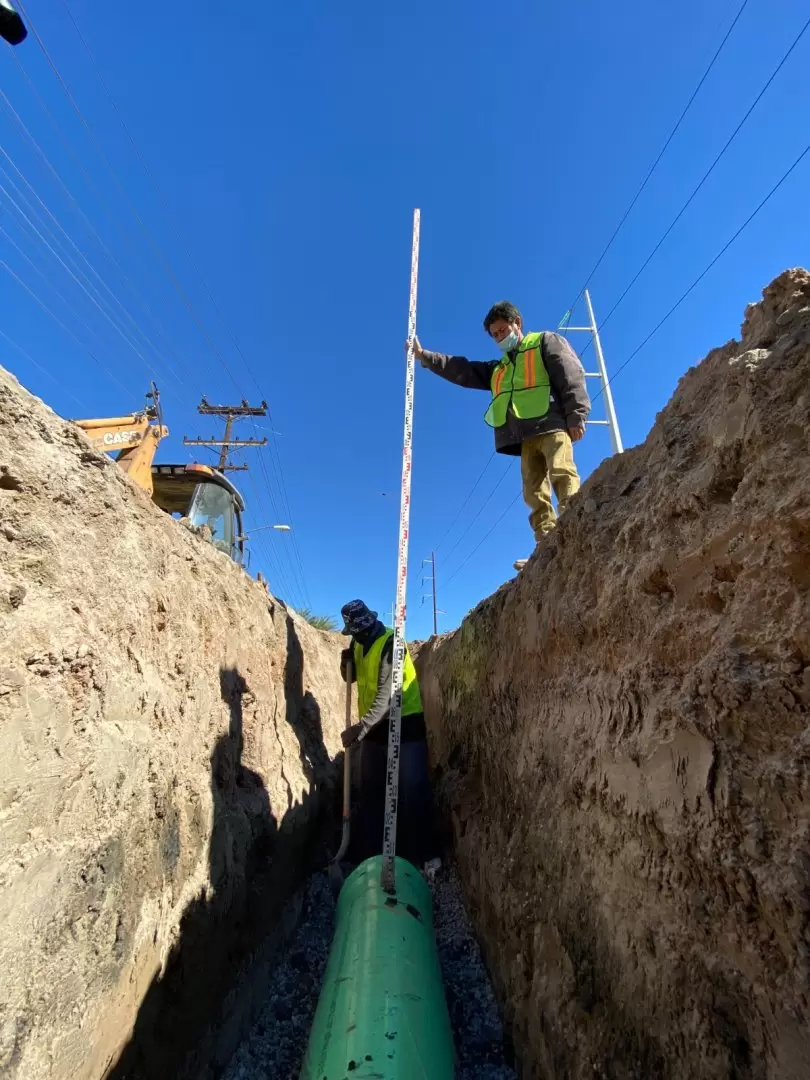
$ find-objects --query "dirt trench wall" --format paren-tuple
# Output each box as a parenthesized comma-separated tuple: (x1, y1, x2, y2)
(417, 269, 810, 1080)
(0, 366, 345, 1080)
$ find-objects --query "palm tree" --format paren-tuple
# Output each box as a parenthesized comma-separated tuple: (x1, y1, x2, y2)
(299, 608, 338, 632)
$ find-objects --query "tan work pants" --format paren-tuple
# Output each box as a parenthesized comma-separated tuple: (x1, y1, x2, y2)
(520, 430, 580, 540)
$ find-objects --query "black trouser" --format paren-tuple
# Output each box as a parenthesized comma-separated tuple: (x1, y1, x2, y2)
(349, 717, 439, 868)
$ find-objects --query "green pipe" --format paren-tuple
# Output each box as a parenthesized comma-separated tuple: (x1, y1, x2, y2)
(299, 856, 455, 1079)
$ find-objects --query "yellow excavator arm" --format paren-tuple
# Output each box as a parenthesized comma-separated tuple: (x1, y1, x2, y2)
(73, 384, 169, 497)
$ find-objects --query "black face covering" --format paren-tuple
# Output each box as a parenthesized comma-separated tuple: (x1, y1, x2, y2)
(354, 621, 387, 650)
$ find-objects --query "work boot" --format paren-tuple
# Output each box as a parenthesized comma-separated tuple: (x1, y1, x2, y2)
(514, 536, 548, 572)
(423, 857, 442, 881)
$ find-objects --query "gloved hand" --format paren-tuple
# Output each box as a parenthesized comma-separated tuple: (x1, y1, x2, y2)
(340, 648, 353, 681)
(341, 722, 364, 749)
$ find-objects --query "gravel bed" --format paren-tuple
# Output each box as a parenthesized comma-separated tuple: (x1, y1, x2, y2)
(222, 871, 335, 1080)
(223, 860, 516, 1079)
(431, 862, 516, 1080)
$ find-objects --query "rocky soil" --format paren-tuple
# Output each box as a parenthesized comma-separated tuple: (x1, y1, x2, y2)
(418, 269, 810, 1079)
(0, 364, 346, 1080)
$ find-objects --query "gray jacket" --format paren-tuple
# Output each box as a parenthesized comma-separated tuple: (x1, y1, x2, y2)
(420, 331, 591, 456)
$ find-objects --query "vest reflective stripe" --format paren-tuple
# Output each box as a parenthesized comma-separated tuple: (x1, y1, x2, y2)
(484, 331, 551, 428)
(353, 628, 423, 720)
(493, 363, 508, 398)
(524, 345, 537, 388)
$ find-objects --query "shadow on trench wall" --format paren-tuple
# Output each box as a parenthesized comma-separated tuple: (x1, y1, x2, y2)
(105, 658, 332, 1080)
(284, 613, 331, 798)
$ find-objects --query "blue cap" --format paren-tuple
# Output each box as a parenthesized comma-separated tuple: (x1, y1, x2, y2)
(341, 600, 378, 636)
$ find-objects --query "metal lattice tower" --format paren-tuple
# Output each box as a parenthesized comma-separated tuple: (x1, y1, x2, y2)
(562, 289, 624, 455)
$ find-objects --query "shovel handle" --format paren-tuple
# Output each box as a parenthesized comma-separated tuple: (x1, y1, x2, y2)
(342, 657, 353, 820)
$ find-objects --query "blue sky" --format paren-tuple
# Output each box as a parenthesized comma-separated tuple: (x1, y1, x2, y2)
(1, 0, 808, 638)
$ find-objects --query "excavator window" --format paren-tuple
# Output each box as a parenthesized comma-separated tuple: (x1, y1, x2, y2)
(188, 482, 235, 558)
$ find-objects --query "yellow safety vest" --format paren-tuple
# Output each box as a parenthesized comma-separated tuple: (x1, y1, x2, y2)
(353, 628, 423, 720)
(484, 331, 551, 428)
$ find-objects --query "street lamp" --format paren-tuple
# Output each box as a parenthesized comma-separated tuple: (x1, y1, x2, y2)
(235, 523, 291, 542)
(0, 1, 27, 45)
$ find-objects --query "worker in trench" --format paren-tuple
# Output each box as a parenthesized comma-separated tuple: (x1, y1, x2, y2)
(413, 301, 591, 570)
(338, 599, 439, 869)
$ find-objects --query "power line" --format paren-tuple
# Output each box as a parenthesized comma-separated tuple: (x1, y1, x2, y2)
(0, 326, 87, 410)
(250, 435, 312, 609)
(591, 137, 810, 408)
(16, 0, 311, 603)
(578, 11, 810, 359)
(442, 137, 810, 589)
(564, 0, 751, 317)
(441, 461, 515, 570)
(0, 220, 140, 365)
(439, 26, 735, 569)
(0, 178, 181, 390)
(183, 396, 268, 470)
(14, 1, 245, 397)
(178, 395, 304, 603)
(0, 85, 125, 277)
(1, 257, 136, 398)
(444, 493, 522, 588)
(240, 469, 298, 605)
(0, 142, 189, 389)
(1, 82, 185, 381)
(434, 451, 497, 553)
(7, 56, 207, 390)
(55, 0, 313, 606)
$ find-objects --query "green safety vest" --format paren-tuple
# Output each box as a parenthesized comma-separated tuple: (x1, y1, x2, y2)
(484, 331, 551, 428)
(354, 628, 423, 720)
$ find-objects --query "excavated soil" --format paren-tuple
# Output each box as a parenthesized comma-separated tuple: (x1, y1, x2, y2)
(0, 364, 346, 1080)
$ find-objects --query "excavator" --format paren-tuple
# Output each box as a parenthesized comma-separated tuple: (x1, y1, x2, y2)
(73, 382, 168, 497)
(73, 384, 246, 564)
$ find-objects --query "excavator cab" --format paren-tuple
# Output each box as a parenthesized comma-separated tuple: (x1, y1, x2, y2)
(151, 463, 246, 564)
(74, 385, 247, 564)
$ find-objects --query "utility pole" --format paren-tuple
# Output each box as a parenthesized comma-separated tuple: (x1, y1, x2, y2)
(559, 289, 624, 455)
(421, 552, 438, 636)
(183, 396, 268, 471)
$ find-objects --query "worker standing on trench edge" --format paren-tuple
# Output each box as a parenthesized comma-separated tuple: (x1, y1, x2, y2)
(339, 599, 439, 869)
(412, 301, 591, 571)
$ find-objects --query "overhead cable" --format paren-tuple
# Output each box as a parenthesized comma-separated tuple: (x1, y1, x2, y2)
(442, 137, 810, 584)
(0, 180, 178, 388)
(440, 461, 515, 570)
(562, 0, 751, 318)
(590, 137, 810, 408)
(0, 326, 87, 410)
(18, 0, 311, 601)
(444, 493, 522, 588)
(434, 451, 497, 554)
(577, 11, 810, 358)
(59, 0, 312, 604)
(1, 257, 137, 398)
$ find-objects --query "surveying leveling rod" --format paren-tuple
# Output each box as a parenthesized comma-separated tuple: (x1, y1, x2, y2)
(381, 209, 421, 895)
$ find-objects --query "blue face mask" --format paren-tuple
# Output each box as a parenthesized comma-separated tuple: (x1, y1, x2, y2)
(498, 329, 520, 353)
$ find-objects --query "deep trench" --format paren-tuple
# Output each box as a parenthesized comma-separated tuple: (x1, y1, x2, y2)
(105, 653, 515, 1080)
(217, 630, 516, 1079)
(221, 842, 517, 1080)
